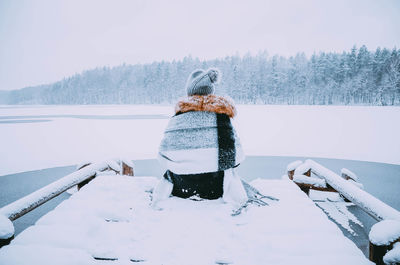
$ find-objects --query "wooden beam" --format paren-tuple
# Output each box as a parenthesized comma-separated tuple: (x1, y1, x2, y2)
(295, 183, 337, 193)
(122, 162, 134, 176)
(0, 162, 111, 221)
(77, 175, 96, 190)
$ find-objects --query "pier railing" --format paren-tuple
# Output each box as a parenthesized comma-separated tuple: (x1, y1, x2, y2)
(0, 159, 134, 247)
(287, 159, 400, 265)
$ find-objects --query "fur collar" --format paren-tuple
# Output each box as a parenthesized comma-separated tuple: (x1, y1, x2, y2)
(175, 94, 236, 118)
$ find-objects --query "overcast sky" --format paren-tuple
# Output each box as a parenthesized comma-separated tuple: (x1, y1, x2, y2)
(0, 0, 399, 91)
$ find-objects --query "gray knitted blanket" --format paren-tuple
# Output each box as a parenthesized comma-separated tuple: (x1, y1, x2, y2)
(158, 111, 244, 175)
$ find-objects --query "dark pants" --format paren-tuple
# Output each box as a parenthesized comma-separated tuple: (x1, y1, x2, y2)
(163, 170, 224, 200)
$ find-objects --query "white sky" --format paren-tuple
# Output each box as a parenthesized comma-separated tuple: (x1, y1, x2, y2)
(0, 0, 399, 91)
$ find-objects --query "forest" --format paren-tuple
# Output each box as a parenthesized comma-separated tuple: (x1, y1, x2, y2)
(2, 45, 399, 105)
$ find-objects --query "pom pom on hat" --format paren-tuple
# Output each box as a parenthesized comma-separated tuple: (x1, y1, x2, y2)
(207, 68, 220, 84)
(186, 68, 221, 96)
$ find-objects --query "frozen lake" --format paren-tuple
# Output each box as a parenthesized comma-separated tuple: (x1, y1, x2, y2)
(0, 104, 399, 176)
(0, 105, 399, 257)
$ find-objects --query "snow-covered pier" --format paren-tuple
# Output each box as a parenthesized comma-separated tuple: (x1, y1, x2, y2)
(288, 159, 400, 265)
(0, 159, 399, 264)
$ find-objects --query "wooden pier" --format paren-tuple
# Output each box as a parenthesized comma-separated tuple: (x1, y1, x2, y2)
(0, 159, 399, 264)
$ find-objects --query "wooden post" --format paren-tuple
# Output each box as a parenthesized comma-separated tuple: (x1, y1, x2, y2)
(287, 169, 295, 180)
(369, 242, 388, 265)
(341, 173, 353, 181)
(122, 162, 134, 176)
(0, 236, 14, 248)
(369, 238, 400, 265)
(298, 169, 311, 194)
(341, 168, 358, 182)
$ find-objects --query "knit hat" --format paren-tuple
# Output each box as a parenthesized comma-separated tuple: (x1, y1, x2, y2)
(185, 68, 220, 96)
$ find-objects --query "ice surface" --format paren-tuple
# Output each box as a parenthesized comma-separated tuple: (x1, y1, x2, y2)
(0, 105, 400, 176)
(369, 220, 400, 245)
(234, 105, 400, 166)
(0, 215, 14, 239)
(0, 175, 372, 264)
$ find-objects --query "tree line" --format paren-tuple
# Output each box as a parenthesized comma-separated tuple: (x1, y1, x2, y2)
(1, 45, 399, 105)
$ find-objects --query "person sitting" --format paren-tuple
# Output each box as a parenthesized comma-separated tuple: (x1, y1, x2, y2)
(151, 68, 248, 209)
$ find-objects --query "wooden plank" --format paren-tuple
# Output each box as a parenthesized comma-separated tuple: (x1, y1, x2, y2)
(296, 183, 337, 193)
(0, 162, 110, 221)
(306, 159, 400, 222)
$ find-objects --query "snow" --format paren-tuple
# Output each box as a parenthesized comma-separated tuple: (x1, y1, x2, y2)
(0, 105, 400, 176)
(316, 201, 363, 235)
(348, 179, 364, 189)
(0, 175, 372, 264)
(369, 220, 400, 246)
(76, 161, 91, 170)
(341, 168, 359, 182)
(294, 162, 311, 175)
(309, 190, 342, 202)
(292, 174, 326, 188)
(121, 158, 134, 168)
(286, 160, 302, 171)
(0, 245, 96, 265)
(0, 215, 14, 240)
(384, 242, 400, 264)
(106, 160, 121, 173)
(306, 159, 400, 221)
